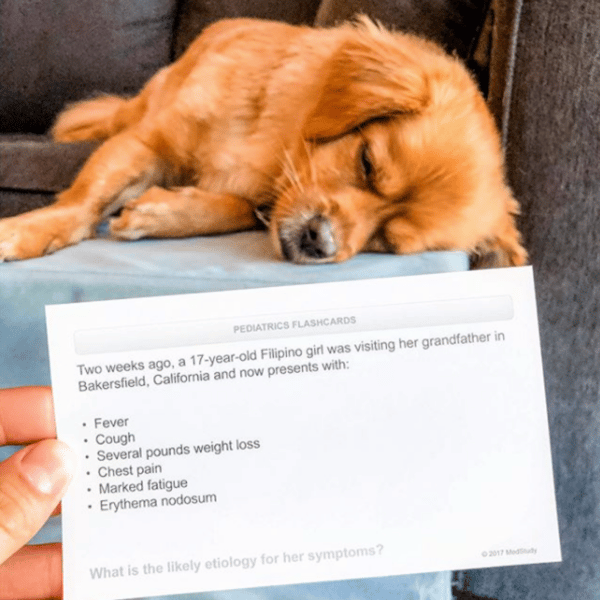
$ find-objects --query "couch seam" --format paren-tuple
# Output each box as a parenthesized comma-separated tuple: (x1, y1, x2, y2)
(501, 0, 524, 148)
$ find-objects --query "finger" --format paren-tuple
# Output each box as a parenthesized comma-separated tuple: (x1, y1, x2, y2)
(0, 543, 62, 600)
(0, 387, 56, 445)
(0, 439, 76, 564)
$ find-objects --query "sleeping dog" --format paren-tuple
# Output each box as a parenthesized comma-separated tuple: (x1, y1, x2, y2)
(0, 17, 526, 266)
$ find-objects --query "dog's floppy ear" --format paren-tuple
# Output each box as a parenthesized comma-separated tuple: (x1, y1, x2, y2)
(303, 23, 430, 140)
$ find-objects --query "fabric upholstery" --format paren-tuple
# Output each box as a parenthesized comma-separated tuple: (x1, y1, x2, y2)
(314, 0, 490, 58)
(0, 136, 97, 216)
(172, 0, 322, 57)
(0, 0, 177, 134)
(457, 1, 600, 598)
(0, 135, 97, 194)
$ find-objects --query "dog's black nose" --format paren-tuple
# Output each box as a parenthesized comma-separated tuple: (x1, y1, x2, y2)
(298, 215, 337, 260)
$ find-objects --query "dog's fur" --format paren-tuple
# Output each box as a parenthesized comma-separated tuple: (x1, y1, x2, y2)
(0, 17, 527, 266)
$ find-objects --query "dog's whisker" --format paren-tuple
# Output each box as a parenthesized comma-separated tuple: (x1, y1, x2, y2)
(300, 139, 318, 190)
(280, 149, 305, 195)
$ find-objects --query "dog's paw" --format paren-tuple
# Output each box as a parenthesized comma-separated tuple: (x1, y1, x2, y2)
(109, 195, 172, 240)
(0, 212, 91, 261)
(0, 217, 42, 261)
(0, 228, 20, 261)
(109, 206, 156, 240)
(471, 236, 528, 269)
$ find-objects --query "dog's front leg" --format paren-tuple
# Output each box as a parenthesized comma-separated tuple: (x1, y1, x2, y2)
(0, 132, 162, 261)
(108, 186, 257, 240)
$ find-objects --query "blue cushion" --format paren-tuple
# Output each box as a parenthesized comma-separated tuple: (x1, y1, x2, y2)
(1, 231, 468, 388)
(0, 231, 467, 600)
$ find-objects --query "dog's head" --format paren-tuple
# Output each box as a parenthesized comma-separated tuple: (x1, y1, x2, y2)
(266, 18, 526, 268)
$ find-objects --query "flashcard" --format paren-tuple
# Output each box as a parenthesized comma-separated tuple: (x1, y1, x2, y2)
(46, 267, 561, 600)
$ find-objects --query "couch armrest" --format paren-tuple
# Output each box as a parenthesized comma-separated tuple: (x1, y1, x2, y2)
(0, 135, 97, 218)
(0, 135, 96, 192)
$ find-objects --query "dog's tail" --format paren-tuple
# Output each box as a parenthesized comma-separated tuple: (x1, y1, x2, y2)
(51, 94, 145, 142)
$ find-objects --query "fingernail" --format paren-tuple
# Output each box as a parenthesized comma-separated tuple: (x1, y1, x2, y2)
(20, 440, 76, 496)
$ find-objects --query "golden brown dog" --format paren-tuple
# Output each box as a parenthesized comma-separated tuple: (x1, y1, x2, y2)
(0, 17, 527, 266)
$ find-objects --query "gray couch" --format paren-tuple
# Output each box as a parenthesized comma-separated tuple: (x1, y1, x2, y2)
(1, 1, 599, 599)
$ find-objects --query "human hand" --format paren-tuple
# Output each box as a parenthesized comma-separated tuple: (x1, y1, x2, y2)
(0, 386, 76, 600)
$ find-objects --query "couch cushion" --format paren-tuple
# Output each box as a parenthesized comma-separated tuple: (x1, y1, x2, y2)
(0, 135, 96, 194)
(0, 231, 467, 387)
(459, 0, 600, 599)
(172, 0, 323, 57)
(0, 190, 54, 219)
(173, 0, 488, 59)
(314, 0, 490, 58)
(0, 0, 177, 134)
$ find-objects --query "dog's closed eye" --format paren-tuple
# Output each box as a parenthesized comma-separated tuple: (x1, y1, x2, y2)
(358, 141, 379, 194)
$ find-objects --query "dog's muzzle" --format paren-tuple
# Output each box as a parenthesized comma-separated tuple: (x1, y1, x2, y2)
(279, 215, 338, 263)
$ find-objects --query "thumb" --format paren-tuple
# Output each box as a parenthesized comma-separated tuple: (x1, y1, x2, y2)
(0, 439, 76, 564)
